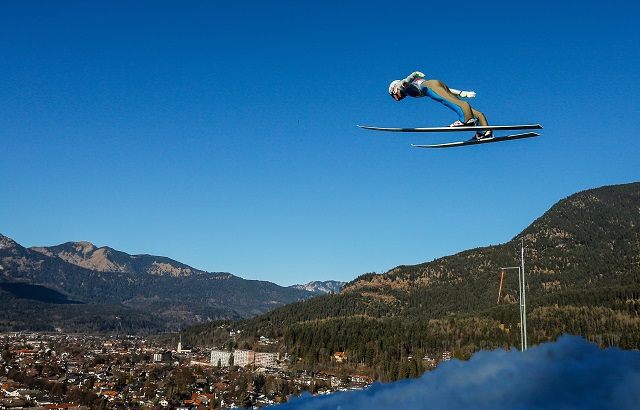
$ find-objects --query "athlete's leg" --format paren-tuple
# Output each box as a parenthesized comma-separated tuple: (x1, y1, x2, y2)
(422, 80, 475, 122)
(471, 107, 488, 127)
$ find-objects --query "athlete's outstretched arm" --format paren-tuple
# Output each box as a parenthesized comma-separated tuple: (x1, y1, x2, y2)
(399, 71, 425, 89)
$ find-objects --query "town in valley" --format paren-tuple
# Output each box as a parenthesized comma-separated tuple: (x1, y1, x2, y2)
(0, 331, 447, 409)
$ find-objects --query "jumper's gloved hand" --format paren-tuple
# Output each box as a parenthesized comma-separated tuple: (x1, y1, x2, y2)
(459, 90, 476, 98)
(402, 71, 425, 85)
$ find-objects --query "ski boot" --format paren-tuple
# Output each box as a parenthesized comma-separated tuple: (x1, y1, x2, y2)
(450, 118, 477, 127)
(473, 130, 494, 141)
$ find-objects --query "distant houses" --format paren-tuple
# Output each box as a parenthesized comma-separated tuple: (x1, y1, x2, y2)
(0, 331, 373, 409)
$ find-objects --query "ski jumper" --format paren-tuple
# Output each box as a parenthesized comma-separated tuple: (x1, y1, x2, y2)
(401, 78, 488, 127)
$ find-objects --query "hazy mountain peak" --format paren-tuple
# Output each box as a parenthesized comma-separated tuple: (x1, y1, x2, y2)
(290, 280, 346, 295)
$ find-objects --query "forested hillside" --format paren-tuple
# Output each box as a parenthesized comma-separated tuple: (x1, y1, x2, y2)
(182, 182, 640, 381)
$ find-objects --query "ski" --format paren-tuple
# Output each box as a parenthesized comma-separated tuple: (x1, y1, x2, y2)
(411, 132, 540, 148)
(357, 124, 543, 133)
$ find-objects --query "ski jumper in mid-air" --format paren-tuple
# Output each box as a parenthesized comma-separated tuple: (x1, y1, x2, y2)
(389, 71, 493, 140)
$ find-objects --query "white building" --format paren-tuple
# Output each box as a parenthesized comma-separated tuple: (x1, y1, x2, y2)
(233, 349, 255, 367)
(210, 350, 233, 367)
(254, 352, 278, 367)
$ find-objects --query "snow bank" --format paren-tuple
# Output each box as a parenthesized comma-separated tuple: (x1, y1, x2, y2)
(276, 335, 640, 409)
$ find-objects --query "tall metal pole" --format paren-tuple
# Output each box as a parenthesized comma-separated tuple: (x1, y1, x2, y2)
(520, 238, 528, 350)
(500, 239, 527, 351)
(500, 265, 524, 351)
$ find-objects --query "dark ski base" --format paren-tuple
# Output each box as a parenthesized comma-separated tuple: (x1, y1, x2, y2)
(411, 132, 540, 148)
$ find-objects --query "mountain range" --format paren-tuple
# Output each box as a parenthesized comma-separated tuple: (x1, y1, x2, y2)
(0, 236, 341, 332)
(3, 181, 640, 349)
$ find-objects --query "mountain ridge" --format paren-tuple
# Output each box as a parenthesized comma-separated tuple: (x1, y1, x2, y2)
(0, 235, 316, 332)
(3, 181, 640, 344)
(30, 241, 207, 277)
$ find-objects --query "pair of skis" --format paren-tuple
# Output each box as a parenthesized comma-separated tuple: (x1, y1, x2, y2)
(357, 124, 542, 148)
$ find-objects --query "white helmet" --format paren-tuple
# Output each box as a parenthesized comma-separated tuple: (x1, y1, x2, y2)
(389, 80, 402, 96)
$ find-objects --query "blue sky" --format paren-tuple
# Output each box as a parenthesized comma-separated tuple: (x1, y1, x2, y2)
(2, 1, 639, 286)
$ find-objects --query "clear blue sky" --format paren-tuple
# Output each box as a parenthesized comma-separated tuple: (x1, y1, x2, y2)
(2, 1, 639, 286)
